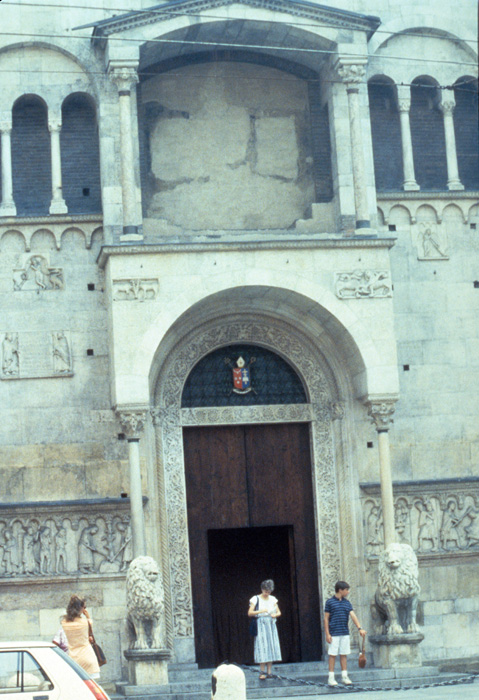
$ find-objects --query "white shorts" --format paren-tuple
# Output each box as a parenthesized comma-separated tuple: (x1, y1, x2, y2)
(328, 635, 351, 656)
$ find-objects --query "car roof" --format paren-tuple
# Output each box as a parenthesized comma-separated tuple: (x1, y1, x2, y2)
(0, 642, 55, 649)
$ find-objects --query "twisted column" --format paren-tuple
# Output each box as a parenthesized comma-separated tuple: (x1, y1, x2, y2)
(366, 399, 398, 547)
(439, 97, 464, 191)
(116, 407, 148, 558)
(109, 64, 140, 237)
(335, 59, 370, 230)
(397, 87, 419, 191)
(48, 119, 68, 214)
(0, 120, 16, 216)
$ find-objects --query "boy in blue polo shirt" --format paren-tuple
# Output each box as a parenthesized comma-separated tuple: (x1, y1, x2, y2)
(324, 580, 366, 686)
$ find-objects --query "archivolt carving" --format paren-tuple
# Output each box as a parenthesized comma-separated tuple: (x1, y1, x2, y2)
(152, 316, 346, 640)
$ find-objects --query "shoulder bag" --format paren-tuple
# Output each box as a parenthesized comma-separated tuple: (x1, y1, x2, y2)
(88, 621, 107, 666)
(248, 596, 259, 636)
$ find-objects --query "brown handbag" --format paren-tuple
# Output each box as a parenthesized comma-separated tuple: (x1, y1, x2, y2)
(88, 621, 107, 667)
(358, 636, 366, 668)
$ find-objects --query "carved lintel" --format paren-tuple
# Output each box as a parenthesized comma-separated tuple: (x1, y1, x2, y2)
(366, 399, 397, 431)
(116, 407, 148, 439)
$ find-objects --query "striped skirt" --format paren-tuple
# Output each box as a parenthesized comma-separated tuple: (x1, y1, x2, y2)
(254, 616, 282, 663)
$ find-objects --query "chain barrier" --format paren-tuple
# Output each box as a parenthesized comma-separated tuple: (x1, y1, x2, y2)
(241, 664, 478, 693)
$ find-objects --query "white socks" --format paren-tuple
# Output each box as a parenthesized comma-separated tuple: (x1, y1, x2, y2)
(341, 671, 352, 685)
(328, 672, 338, 686)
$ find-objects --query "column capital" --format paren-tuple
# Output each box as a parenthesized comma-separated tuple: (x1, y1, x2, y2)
(439, 97, 456, 115)
(364, 396, 398, 431)
(0, 121, 12, 133)
(115, 406, 149, 439)
(108, 63, 139, 93)
(333, 57, 367, 87)
(48, 119, 62, 133)
(397, 97, 411, 113)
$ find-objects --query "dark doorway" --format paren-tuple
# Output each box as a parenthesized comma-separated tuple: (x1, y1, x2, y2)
(208, 525, 300, 666)
(183, 423, 322, 668)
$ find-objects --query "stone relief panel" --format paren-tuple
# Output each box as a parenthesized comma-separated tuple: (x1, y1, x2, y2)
(413, 222, 449, 260)
(153, 317, 346, 639)
(362, 481, 479, 558)
(0, 501, 132, 579)
(13, 254, 64, 291)
(112, 278, 159, 302)
(1, 331, 73, 380)
(335, 270, 392, 299)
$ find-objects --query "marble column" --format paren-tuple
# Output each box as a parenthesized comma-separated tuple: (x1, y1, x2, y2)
(0, 121, 16, 216)
(367, 400, 397, 546)
(109, 65, 141, 238)
(336, 60, 370, 230)
(116, 408, 148, 558)
(48, 119, 68, 215)
(396, 87, 419, 191)
(439, 96, 464, 191)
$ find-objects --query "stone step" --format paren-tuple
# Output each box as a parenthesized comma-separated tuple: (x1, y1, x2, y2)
(112, 668, 469, 700)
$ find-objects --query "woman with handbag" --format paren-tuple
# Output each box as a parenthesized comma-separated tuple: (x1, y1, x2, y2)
(61, 595, 100, 679)
(248, 579, 281, 680)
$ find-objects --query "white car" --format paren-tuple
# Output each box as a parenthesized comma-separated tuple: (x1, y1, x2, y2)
(0, 641, 110, 699)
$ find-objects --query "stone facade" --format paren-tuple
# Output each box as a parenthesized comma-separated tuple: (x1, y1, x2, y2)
(0, 0, 478, 681)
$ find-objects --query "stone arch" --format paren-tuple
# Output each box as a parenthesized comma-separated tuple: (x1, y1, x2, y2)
(368, 75, 402, 191)
(415, 204, 439, 224)
(453, 77, 479, 190)
(410, 77, 447, 191)
(150, 303, 366, 658)
(0, 230, 26, 252)
(388, 205, 412, 227)
(30, 229, 57, 251)
(61, 93, 102, 215)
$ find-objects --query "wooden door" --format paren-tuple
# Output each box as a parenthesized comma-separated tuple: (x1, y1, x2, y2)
(183, 423, 321, 668)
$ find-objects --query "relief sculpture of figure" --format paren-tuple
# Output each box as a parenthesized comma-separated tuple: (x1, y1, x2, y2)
(55, 527, 68, 573)
(2, 528, 18, 576)
(366, 506, 383, 554)
(52, 332, 71, 374)
(115, 522, 133, 571)
(416, 500, 439, 552)
(2, 333, 19, 376)
(440, 501, 461, 550)
(421, 226, 447, 259)
(22, 525, 38, 575)
(464, 508, 479, 547)
(78, 525, 99, 573)
(38, 526, 53, 574)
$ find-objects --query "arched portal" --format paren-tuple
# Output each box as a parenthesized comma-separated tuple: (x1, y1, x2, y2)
(151, 290, 368, 666)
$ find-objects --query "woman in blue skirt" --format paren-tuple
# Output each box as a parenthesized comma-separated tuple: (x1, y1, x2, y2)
(248, 579, 282, 679)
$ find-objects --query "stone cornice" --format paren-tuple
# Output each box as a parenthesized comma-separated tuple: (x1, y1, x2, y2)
(377, 191, 479, 201)
(97, 236, 395, 267)
(78, 0, 380, 39)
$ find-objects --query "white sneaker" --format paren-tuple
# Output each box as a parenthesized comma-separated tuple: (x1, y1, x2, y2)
(341, 674, 352, 685)
(328, 674, 338, 686)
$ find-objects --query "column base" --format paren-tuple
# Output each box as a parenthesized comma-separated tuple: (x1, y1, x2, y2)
(0, 202, 17, 217)
(447, 180, 465, 191)
(124, 648, 171, 686)
(403, 181, 420, 191)
(369, 633, 424, 668)
(49, 199, 68, 215)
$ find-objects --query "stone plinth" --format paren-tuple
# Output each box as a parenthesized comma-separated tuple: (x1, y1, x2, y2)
(124, 649, 171, 686)
(369, 633, 424, 668)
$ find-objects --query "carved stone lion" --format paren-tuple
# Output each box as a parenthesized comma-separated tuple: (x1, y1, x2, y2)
(126, 555, 165, 649)
(373, 543, 421, 635)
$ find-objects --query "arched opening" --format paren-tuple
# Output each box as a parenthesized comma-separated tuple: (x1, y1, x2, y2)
(181, 343, 320, 667)
(453, 77, 479, 190)
(368, 76, 402, 191)
(410, 77, 447, 190)
(12, 95, 51, 215)
(61, 93, 101, 214)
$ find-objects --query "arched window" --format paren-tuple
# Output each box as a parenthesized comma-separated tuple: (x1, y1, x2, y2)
(182, 344, 307, 408)
(410, 78, 447, 190)
(12, 95, 51, 215)
(368, 78, 402, 191)
(454, 77, 479, 190)
(61, 93, 101, 214)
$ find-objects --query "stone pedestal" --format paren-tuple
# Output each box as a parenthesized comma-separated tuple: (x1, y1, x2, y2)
(212, 664, 246, 700)
(369, 633, 424, 668)
(124, 649, 171, 686)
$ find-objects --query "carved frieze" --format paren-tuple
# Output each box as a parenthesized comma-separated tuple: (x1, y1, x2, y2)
(335, 270, 392, 299)
(0, 500, 132, 579)
(361, 481, 479, 558)
(180, 404, 313, 426)
(13, 254, 64, 291)
(1, 331, 73, 380)
(112, 278, 159, 301)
